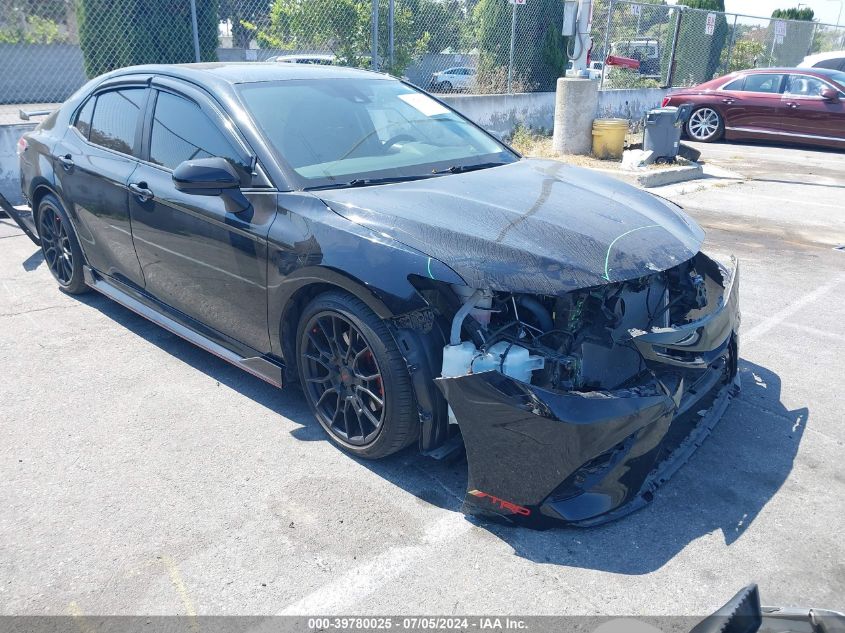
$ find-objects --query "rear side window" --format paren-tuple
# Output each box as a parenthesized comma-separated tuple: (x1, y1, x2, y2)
(814, 57, 844, 70)
(149, 91, 242, 171)
(722, 77, 744, 91)
(743, 74, 784, 93)
(74, 97, 95, 139)
(89, 88, 147, 155)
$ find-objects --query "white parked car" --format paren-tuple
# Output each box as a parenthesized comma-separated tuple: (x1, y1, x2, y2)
(268, 54, 336, 65)
(566, 60, 604, 80)
(799, 50, 845, 72)
(430, 67, 476, 92)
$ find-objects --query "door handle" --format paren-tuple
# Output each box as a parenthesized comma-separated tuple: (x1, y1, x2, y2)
(129, 182, 154, 202)
(57, 154, 74, 170)
(787, 102, 800, 109)
(721, 98, 734, 104)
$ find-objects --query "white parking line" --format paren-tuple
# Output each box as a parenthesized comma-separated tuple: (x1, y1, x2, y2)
(743, 274, 845, 343)
(741, 311, 845, 343)
(277, 512, 472, 615)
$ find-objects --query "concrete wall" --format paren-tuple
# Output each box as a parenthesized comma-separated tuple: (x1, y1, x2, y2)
(0, 45, 88, 104)
(439, 92, 556, 139)
(441, 87, 668, 138)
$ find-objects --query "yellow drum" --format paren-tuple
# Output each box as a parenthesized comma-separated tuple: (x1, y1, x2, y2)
(592, 118, 629, 160)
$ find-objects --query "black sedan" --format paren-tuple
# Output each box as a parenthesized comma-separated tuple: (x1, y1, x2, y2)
(6, 63, 740, 528)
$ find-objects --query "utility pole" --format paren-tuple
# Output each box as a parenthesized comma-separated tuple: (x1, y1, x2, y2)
(189, 0, 201, 63)
(389, 0, 395, 69)
(507, 1, 516, 93)
(371, 0, 379, 71)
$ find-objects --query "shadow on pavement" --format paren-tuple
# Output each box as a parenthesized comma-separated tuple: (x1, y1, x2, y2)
(348, 358, 807, 575)
(464, 359, 806, 574)
(69, 288, 806, 574)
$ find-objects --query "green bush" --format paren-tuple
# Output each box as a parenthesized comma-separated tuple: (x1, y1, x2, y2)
(78, 0, 219, 78)
(0, 15, 67, 44)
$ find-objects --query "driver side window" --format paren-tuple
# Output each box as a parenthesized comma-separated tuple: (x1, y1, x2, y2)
(784, 75, 826, 98)
(149, 91, 243, 172)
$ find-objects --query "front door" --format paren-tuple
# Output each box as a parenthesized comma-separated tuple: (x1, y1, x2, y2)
(127, 85, 275, 353)
(779, 74, 845, 142)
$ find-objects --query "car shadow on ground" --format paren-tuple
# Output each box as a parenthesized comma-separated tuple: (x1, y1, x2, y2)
(72, 287, 805, 575)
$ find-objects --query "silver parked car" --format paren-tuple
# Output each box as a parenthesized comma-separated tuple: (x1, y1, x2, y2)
(430, 66, 476, 92)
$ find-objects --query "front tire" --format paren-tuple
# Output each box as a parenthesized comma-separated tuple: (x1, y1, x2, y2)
(37, 193, 87, 294)
(686, 107, 724, 142)
(296, 291, 418, 459)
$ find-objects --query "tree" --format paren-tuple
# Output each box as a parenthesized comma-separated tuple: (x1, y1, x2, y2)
(771, 7, 815, 21)
(668, 0, 728, 85)
(220, 0, 268, 49)
(252, 0, 454, 75)
(77, 0, 219, 78)
(0, 0, 70, 44)
(472, 0, 568, 92)
(723, 38, 769, 72)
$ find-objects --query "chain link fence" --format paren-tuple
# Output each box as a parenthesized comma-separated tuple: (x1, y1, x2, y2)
(1, 0, 845, 105)
(597, 0, 845, 90)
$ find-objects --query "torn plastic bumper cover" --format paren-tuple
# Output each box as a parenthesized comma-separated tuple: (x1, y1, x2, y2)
(435, 256, 740, 528)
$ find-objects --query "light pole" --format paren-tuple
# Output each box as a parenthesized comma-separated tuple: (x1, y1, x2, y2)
(826, 0, 844, 47)
(828, 0, 844, 26)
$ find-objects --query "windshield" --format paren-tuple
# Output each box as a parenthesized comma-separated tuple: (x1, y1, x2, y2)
(237, 78, 516, 189)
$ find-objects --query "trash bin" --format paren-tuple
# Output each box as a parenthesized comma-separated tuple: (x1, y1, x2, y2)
(643, 104, 692, 161)
(591, 119, 628, 160)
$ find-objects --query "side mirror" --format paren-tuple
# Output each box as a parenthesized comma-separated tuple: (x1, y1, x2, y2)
(820, 87, 840, 102)
(173, 157, 240, 195)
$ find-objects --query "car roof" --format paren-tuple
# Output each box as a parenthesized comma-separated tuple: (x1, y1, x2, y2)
(799, 50, 845, 66)
(733, 67, 841, 78)
(104, 62, 386, 86)
(274, 54, 335, 59)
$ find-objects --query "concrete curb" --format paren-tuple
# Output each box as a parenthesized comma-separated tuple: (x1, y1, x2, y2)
(635, 162, 705, 188)
(588, 162, 705, 189)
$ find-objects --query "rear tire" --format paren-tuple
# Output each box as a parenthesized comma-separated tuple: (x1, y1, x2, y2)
(37, 193, 88, 295)
(686, 107, 724, 142)
(296, 290, 418, 459)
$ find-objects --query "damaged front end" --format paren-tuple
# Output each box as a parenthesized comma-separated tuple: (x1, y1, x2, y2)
(431, 251, 740, 528)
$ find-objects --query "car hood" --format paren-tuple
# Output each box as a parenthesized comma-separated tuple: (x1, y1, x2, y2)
(317, 158, 704, 295)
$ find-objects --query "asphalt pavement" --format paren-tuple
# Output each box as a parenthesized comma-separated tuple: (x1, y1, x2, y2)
(1, 140, 843, 617)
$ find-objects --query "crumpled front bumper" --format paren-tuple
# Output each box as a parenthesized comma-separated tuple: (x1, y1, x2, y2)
(435, 254, 740, 529)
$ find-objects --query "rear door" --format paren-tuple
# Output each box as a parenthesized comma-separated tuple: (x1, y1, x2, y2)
(52, 82, 149, 288)
(721, 73, 785, 133)
(127, 79, 276, 353)
(779, 73, 845, 142)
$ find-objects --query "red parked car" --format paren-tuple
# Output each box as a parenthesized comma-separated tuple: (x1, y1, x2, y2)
(662, 67, 845, 149)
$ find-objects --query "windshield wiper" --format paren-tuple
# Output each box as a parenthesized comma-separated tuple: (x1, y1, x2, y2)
(306, 174, 436, 191)
(431, 161, 510, 175)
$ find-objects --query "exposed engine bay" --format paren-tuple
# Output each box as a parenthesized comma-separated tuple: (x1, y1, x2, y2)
(440, 253, 714, 394)
(401, 251, 740, 528)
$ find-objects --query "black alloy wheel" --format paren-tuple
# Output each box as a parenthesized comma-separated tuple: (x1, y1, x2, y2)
(296, 291, 418, 459)
(39, 205, 73, 285)
(37, 194, 87, 294)
(301, 311, 386, 446)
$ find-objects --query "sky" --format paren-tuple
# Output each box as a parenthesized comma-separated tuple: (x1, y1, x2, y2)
(665, 0, 844, 25)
